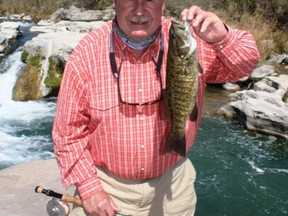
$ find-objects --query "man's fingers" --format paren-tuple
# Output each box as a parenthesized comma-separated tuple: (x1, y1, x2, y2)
(186, 6, 202, 22)
(181, 6, 202, 22)
(110, 199, 121, 212)
(199, 16, 214, 33)
(181, 8, 188, 21)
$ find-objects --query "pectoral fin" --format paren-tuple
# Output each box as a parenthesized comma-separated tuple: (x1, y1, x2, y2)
(189, 102, 198, 121)
(198, 62, 203, 74)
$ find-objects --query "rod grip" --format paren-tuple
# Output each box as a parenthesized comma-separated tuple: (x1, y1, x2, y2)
(62, 194, 83, 207)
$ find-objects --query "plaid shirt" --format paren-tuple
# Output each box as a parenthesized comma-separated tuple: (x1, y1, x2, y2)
(53, 17, 259, 200)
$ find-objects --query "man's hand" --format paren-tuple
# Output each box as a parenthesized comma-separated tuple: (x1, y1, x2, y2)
(181, 6, 228, 44)
(83, 190, 121, 216)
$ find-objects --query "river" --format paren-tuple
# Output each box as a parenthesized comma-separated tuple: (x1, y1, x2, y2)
(0, 23, 287, 216)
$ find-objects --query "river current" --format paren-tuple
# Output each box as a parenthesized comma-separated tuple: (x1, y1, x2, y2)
(0, 24, 287, 216)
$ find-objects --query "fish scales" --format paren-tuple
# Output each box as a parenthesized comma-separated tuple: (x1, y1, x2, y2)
(164, 21, 200, 157)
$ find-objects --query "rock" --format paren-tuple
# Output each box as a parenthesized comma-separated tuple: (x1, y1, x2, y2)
(0, 22, 23, 39)
(59, 6, 103, 22)
(0, 35, 8, 53)
(15, 31, 90, 100)
(0, 159, 75, 216)
(280, 57, 288, 66)
(61, 6, 82, 20)
(16, 19, 106, 101)
(13, 65, 42, 101)
(217, 75, 288, 140)
(223, 82, 241, 91)
(22, 15, 33, 22)
(238, 75, 249, 82)
(30, 20, 106, 34)
(251, 65, 275, 79)
(102, 8, 115, 21)
(265, 54, 288, 65)
(50, 8, 65, 23)
(70, 10, 103, 22)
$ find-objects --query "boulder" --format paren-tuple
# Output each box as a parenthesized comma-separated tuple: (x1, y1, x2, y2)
(15, 31, 90, 100)
(250, 65, 275, 79)
(223, 82, 241, 91)
(22, 15, 33, 22)
(217, 75, 288, 140)
(30, 20, 106, 34)
(0, 159, 75, 216)
(59, 6, 103, 22)
(102, 8, 115, 21)
(0, 22, 23, 39)
(70, 10, 103, 22)
(50, 8, 65, 23)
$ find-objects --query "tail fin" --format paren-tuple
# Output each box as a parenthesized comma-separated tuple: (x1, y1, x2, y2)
(164, 134, 186, 157)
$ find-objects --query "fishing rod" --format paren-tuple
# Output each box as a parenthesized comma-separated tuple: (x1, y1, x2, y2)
(35, 186, 131, 216)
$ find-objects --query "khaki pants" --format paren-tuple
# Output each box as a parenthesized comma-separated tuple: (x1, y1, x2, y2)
(70, 157, 197, 216)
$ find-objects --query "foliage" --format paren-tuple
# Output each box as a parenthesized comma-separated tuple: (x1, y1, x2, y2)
(28, 54, 42, 69)
(0, 0, 114, 18)
(44, 57, 64, 88)
(21, 50, 29, 63)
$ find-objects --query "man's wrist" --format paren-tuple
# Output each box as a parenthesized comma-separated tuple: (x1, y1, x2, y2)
(76, 175, 104, 201)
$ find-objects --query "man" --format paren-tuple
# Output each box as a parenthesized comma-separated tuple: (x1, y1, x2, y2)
(52, 0, 259, 215)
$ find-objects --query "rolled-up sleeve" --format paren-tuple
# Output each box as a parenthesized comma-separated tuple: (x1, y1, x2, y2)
(197, 25, 260, 83)
(52, 54, 103, 200)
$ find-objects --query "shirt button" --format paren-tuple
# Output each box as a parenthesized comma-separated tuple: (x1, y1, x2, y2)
(140, 117, 144, 121)
(141, 145, 145, 148)
(219, 45, 223, 49)
(141, 167, 145, 171)
(138, 88, 142, 92)
(138, 60, 141, 64)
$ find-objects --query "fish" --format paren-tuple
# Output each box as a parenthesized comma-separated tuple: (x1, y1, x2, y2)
(163, 20, 202, 157)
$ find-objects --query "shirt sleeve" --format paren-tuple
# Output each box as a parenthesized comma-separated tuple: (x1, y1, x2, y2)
(52, 53, 103, 201)
(197, 25, 260, 83)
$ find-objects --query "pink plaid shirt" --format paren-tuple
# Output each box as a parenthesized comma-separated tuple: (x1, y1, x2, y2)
(53, 17, 259, 200)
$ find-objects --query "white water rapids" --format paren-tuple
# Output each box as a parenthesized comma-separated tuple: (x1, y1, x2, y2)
(0, 44, 56, 170)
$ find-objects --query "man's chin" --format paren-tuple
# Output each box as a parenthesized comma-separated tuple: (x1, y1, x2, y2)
(130, 31, 151, 39)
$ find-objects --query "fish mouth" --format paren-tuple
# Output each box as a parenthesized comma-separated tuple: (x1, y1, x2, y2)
(171, 21, 189, 30)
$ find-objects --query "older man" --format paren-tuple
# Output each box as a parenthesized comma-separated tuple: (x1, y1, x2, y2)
(52, 0, 259, 215)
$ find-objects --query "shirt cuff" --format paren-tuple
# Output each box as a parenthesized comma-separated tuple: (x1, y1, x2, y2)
(76, 175, 104, 200)
(210, 25, 237, 52)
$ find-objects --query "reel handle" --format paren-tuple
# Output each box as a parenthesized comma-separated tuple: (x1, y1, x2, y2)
(35, 186, 83, 207)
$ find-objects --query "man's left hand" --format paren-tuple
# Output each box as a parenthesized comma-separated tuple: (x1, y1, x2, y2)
(181, 6, 228, 44)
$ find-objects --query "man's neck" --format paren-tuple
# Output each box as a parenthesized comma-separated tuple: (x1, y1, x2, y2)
(134, 48, 147, 58)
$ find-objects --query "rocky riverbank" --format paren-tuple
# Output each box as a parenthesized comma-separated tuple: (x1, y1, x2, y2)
(1, 5, 288, 139)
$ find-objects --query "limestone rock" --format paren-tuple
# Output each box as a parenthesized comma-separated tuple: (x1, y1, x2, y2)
(0, 22, 23, 39)
(16, 31, 90, 100)
(250, 65, 275, 79)
(60, 6, 103, 22)
(223, 82, 241, 91)
(217, 75, 288, 140)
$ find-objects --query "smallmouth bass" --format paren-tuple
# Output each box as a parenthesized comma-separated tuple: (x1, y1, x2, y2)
(164, 21, 202, 157)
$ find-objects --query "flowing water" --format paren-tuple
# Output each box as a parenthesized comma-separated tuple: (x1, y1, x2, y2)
(0, 23, 55, 170)
(0, 23, 287, 216)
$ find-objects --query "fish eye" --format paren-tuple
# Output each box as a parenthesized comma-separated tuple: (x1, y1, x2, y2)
(172, 33, 177, 39)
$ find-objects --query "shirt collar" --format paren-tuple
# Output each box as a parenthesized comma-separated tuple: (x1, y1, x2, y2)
(112, 19, 162, 58)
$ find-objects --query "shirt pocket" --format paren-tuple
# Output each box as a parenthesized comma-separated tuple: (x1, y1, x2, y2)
(87, 75, 120, 134)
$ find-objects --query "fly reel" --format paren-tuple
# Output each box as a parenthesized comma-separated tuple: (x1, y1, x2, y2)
(46, 198, 70, 216)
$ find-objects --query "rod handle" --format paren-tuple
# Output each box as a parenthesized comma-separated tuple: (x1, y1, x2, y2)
(62, 194, 83, 207)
